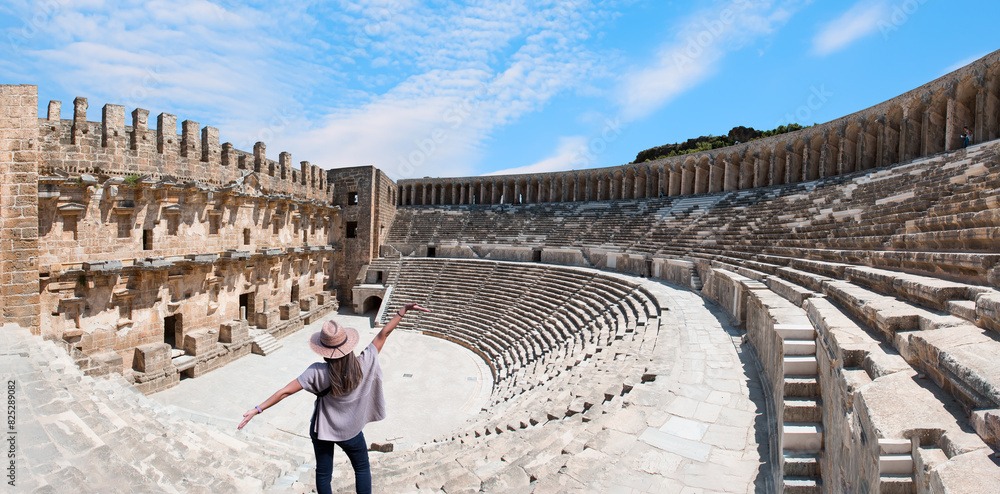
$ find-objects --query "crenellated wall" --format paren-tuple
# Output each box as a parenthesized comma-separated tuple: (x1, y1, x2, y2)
(397, 50, 1000, 206)
(39, 97, 329, 201)
(0, 88, 345, 394)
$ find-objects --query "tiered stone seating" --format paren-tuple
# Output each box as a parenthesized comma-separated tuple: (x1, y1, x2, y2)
(378, 259, 660, 402)
(1, 325, 308, 492)
(382, 142, 1000, 491)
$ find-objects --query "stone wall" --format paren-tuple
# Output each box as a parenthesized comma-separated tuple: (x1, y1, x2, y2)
(396, 50, 1000, 206)
(328, 166, 396, 307)
(0, 85, 40, 330)
(2, 87, 343, 392)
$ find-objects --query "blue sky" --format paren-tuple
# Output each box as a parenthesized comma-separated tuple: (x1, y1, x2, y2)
(1, 0, 996, 180)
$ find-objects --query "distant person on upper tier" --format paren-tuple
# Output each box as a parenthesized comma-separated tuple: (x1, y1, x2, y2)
(238, 302, 431, 494)
(962, 126, 973, 149)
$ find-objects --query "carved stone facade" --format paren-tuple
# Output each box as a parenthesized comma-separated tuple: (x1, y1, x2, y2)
(4, 87, 342, 393)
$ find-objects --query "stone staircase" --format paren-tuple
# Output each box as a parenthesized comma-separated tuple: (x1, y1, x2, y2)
(252, 332, 283, 356)
(778, 323, 824, 493)
(1, 326, 307, 493)
(878, 438, 915, 492)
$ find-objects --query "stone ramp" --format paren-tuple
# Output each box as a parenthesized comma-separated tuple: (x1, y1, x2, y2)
(0, 325, 309, 493)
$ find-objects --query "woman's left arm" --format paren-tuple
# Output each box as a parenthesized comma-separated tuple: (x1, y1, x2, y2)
(238, 379, 303, 430)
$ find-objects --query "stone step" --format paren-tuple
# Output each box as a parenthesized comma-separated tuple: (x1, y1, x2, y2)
(783, 356, 818, 376)
(783, 452, 821, 478)
(776, 324, 816, 340)
(879, 438, 911, 455)
(783, 339, 816, 356)
(783, 477, 822, 494)
(252, 333, 283, 356)
(879, 454, 914, 476)
(879, 474, 916, 494)
(782, 423, 824, 451)
(784, 398, 822, 423)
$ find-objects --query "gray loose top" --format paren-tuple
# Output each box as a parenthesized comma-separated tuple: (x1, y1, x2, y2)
(297, 343, 386, 442)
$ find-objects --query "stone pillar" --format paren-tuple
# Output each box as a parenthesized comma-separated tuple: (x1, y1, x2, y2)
(47, 100, 60, 121)
(130, 109, 149, 151)
(202, 127, 220, 165)
(0, 85, 40, 330)
(278, 152, 291, 180)
(181, 120, 200, 159)
(723, 158, 738, 192)
(102, 104, 126, 149)
(71, 97, 88, 145)
(253, 142, 265, 173)
(157, 113, 178, 158)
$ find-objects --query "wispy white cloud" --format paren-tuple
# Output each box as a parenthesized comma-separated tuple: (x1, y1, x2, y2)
(942, 52, 988, 76)
(812, 1, 889, 56)
(617, 0, 807, 122)
(487, 136, 589, 176)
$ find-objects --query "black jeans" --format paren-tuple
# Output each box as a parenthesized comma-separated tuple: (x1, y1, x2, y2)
(310, 429, 371, 494)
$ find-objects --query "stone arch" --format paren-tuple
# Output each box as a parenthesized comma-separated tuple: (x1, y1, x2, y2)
(634, 166, 649, 199)
(678, 157, 693, 195)
(772, 146, 787, 186)
(902, 98, 925, 162)
(987, 61, 1000, 141)
(884, 106, 904, 167)
(808, 136, 823, 181)
(840, 121, 860, 175)
(694, 156, 710, 194)
(553, 175, 564, 202)
(622, 168, 635, 199)
(362, 295, 382, 314)
(739, 153, 754, 190)
(609, 170, 622, 200)
(756, 147, 771, 188)
(859, 118, 880, 170)
(725, 152, 741, 192)
(667, 163, 681, 196)
(789, 139, 805, 184)
(954, 75, 980, 149)
(924, 89, 949, 155)
(650, 166, 662, 197)
(564, 174, 577, 202)
(822, 129, 840, 178)
(414, 183, 425, 205)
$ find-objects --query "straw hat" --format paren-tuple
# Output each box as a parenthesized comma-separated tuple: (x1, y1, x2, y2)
(309, 320, 359, 359)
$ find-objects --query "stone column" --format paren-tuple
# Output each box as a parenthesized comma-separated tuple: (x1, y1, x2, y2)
(0, 85, 40, 330)
(72, 97, 88, 145)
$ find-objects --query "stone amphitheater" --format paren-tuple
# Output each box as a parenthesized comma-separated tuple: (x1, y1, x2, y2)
(3, 49, 1000, 493)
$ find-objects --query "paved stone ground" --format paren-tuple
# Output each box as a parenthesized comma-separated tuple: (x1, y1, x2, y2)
(150, 309, 493, 451)
(551, 280, 771, 494)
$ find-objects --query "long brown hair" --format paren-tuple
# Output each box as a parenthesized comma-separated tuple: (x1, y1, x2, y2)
(324, 352, 363, 397)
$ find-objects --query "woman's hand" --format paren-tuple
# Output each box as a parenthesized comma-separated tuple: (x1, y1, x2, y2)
(399, 302, 431, 316)
(238, 408, 258, 430)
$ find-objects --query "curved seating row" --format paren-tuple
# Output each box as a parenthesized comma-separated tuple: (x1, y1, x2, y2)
(379, 142, 1000, 491)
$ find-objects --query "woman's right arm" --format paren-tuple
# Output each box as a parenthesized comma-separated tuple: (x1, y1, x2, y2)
(372, 302, 430, 353)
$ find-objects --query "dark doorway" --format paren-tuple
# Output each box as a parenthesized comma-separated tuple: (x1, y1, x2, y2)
(143, 229, 153, 250)
(239, 292, 254, 321)
(375, 271, 384, 284)
(427, 247, 436, 258)
(291, 284, 300, 303)
(362, 296, 382, 314)
(532, 250, 542, 262)
(164, 315, 180, 349)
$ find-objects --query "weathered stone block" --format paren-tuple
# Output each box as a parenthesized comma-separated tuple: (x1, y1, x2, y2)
(256, 310, 279, 329)
(279, 302, 300, 320)
(219, 320, 248, 344)
(183, 330, 217, 356)
(299, 296, 316, 311)
(132, 343, 171, 373)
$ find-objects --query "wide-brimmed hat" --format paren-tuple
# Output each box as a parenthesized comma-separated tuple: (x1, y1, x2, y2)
(309, 320, 359, 359)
